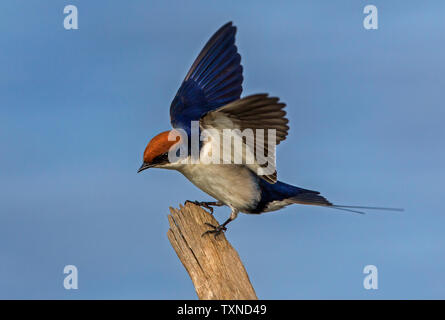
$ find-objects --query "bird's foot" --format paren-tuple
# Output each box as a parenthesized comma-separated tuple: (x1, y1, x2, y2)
(201, 222, 227, 238)
(184, 200, 223, 214)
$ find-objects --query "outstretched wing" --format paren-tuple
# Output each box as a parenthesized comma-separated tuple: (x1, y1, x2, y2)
(170, 22, 243, 135)
(199, 94, 289, 183)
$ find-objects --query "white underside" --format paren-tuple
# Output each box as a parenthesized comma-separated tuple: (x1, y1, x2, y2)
(262, 199, 295, 212)
(170, 162, 262, 213)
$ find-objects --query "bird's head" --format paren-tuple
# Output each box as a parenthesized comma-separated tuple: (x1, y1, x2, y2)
(138, 130, 181, 173)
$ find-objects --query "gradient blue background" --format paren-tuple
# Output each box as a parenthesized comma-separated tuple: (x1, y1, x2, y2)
(1, 1, 444, 299)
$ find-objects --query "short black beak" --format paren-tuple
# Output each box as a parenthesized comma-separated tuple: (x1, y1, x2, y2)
(137, 162, 152, 173)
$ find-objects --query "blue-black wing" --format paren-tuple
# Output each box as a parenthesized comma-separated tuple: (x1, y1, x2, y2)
(169, 22, 243, 135)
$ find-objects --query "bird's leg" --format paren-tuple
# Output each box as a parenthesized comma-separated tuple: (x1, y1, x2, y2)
(184, 200, 224, 214)
(202, 208, 239, 238)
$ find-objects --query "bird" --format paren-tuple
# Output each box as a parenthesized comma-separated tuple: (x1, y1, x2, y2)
(138, 22, 401, 236)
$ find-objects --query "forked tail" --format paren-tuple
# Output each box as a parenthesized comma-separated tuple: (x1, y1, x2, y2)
(291, 191, 404, 214)
(258, 179, 403, 214)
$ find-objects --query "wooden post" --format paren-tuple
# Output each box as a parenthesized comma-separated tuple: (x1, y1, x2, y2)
(167, 202, 258, 300)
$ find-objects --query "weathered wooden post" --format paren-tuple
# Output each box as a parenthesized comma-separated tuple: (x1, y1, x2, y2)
(167, 202, 257, 300)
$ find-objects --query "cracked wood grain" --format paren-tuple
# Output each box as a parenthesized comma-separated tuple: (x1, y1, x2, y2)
(167, 202, 257, 300)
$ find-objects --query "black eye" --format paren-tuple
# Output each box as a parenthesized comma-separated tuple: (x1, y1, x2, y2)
(151, 152, 169, 165)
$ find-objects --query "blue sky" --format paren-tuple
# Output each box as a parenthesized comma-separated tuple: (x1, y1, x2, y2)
(0, 1, 444, 299)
